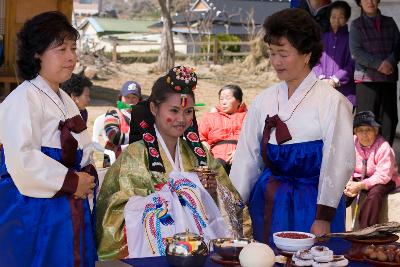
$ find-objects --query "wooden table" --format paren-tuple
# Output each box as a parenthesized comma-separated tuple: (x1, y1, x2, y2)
(97, 238, 375, 267)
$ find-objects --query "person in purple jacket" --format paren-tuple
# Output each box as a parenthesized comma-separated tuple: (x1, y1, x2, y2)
(314, 1, 356, 107)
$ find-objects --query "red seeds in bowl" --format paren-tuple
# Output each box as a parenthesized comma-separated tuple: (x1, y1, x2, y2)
(276, 232, 311, 239)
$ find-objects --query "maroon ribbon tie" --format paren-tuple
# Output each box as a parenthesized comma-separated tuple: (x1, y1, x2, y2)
(261, 114, 292, 167)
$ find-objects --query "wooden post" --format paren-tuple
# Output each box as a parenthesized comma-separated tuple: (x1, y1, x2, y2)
(112, 42, 117, 63)
(213, 37, 218, 64)
(0, 76, 17, 96)
(4, 83, 10, 95)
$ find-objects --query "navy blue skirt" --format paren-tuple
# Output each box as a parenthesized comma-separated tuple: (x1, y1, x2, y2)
(249, 140, 345, 243)
(0, 147, 96, 267)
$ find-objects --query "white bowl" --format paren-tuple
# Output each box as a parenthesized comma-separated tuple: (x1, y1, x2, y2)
(273, 231, 315, 252)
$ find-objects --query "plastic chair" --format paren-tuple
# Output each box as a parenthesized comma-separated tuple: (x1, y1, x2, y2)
(92, 113, 116, 165)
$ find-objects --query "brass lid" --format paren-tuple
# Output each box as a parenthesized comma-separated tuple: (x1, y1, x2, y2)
(173, 229, 203, 241)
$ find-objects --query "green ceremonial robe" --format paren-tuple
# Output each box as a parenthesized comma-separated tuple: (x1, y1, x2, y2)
(96, 139, 251, 260)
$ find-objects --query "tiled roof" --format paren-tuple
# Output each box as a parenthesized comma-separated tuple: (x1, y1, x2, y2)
(80, 17, 157, 33)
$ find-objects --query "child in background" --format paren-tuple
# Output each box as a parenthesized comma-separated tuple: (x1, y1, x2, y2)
(103, 81, 142, 167)
(313, 0, 356, 107)
(345, 111, 399, 228)
(61, 73, 92, 124)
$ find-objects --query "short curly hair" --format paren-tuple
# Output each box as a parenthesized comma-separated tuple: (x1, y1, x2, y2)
(354, 0, 380, 7)
(60, 73, 92, 97)
(263, 8, 323, 68)
(17, 11, 79, 81)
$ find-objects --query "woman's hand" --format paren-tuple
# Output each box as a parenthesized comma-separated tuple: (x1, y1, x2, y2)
(226, 150, 235, 164)
(322, 78, 337, 88)
(201, 141, 210, 151)
(329, 79, 337, 88)
(378, 60, 394, 75)
(198, 172, 217, 196)
(344, 181, 365, 197)
(74, 172, 95, 199)
(310, 220, 331, 237)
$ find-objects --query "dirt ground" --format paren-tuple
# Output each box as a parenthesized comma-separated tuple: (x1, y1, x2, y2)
(87, 60, 279, 167)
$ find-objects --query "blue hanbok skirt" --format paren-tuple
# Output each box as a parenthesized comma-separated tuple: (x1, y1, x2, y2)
(249, 140, 345, 244)
(0, 147, 96, 267)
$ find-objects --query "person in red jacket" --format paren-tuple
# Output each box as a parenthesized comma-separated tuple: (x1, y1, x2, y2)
(199, 84, 247, 174)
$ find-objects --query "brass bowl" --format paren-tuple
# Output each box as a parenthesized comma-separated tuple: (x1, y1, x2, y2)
(210, 238, 253, 260)
(165, 230, 209, 267)
(166, 253, 207, 267)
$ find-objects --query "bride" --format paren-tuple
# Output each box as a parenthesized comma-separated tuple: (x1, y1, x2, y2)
(96, 66, 251, 260)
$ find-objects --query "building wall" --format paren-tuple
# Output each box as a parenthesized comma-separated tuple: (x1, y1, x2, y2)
(98, 35, 188, 54)
(80, 23, 101, 51)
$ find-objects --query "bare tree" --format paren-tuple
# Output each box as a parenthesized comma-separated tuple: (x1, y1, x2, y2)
(242, 8, 256, 41)
(174, 0, 191, 13)
(217, 8, 242, 35)
(242, 8, 269, 72)
(182, 10, 199, 62)
(158, 0, 175, 73)
(196, 4, 220, 62)
(199, 10, 215, 62)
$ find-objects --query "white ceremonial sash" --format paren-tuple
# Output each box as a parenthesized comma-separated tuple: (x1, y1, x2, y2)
(124, 170, 229, 258)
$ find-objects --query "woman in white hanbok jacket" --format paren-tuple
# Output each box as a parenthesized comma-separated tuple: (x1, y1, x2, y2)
(230, 8, 355, 244)
(0, 12, 97, 266)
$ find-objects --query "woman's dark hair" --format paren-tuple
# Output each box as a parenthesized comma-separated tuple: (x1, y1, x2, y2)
(263, 8, 323, 68)
(148, 76, 195, 106)
(17, 11, 79, 81)
(60, 73, 92, 97)
(219, 84, 243, 103)
(329, 1, 352, 20)
(355, 0, 380, 7)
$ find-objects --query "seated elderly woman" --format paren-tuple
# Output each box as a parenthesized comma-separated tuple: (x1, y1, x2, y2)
(345, 111, 400, 228)
(96, 66, 250, 260)
(199, 84, 247, 174)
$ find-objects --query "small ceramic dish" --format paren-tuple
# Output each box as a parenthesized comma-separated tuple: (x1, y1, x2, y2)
(273, 231, 315, 252)
(210, 237, 253, 260)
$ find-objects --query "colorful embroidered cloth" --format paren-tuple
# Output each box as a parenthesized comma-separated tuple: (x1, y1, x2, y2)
(124, 171, 228, 257)
(96, 140, 251, 260)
